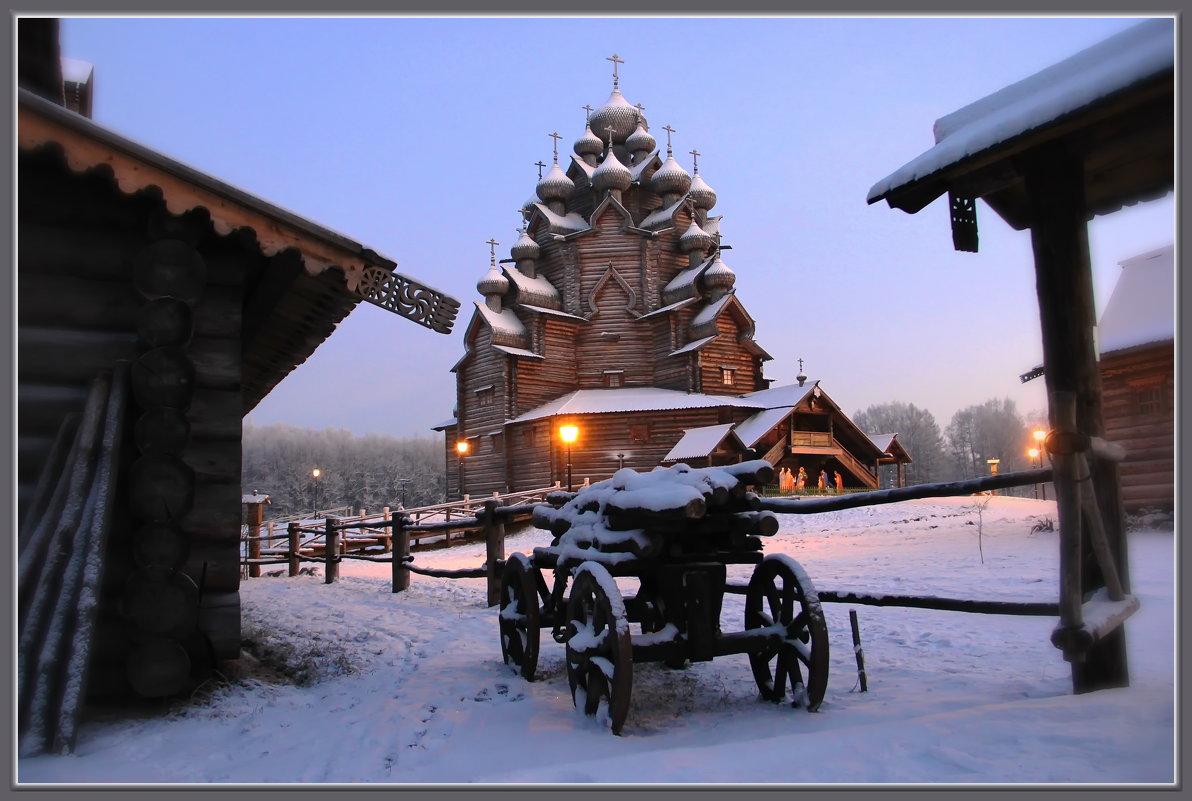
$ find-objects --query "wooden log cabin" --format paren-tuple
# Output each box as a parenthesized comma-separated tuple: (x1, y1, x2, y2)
(1095, 245, 1174, 513)
(16, 19, 459, 751)
(436, 62, 907, 496)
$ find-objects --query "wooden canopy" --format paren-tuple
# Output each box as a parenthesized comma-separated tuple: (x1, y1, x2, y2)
(868, 19, 1173, 249)
(18, 89, 460, 413)
(866, 18, 1174, 696)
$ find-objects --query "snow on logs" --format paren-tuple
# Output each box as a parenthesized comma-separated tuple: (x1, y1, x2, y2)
(531, 461, 777, 565)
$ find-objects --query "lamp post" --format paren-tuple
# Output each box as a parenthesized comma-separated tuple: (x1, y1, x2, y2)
(455, 440, 469, 500)
(985, 458, 1000, 496)
(311, 467, 321, 513)
(399, 477, 411, 509)
(1033, 429, 1048, 500)
(1028, 448, 1041, 499)
(617, 452, 625, 471)
(560, 424, 579, 492)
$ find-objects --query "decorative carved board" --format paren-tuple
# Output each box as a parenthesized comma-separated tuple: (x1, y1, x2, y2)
(356, 265, 461, 334)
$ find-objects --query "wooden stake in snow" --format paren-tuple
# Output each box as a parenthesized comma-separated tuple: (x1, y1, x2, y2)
(849, 609, 868, 693)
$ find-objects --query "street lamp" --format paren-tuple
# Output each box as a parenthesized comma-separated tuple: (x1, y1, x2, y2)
(311, 467, 322, 512)
(399, 477, 411, 509)
(560, 424, 579, 491)
(455, 440, 469, 499)
(1032, 429, 1048, 500)
(986, 458, 1000, 496)
(1028, 448, 1041, 499)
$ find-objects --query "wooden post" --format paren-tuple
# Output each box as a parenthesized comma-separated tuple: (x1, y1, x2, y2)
(382, 507, 391, 553)
(1027, 144, 1129, 692)
(287, 521, 300, 577)
(392, 514, 411, 593)
(483, 499, 505, 607)
(849, 609, 868, 692)
(245, 500, 264, 579)
(324, 517, 339, 584)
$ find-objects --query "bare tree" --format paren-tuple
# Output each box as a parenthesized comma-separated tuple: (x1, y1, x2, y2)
(853, 401, 947, 487)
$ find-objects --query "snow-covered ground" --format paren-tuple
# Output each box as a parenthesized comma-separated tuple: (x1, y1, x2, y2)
(18, 495, 1175, 786)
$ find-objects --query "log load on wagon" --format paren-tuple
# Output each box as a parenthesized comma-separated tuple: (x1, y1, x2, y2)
(497, 459, 828, 734)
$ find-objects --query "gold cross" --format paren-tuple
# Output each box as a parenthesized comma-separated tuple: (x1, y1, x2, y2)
(548, 131, 562, 162)
(606, 53, 624, 86)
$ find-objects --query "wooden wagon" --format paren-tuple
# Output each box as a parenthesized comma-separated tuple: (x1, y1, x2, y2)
(496, 460, 829, 734)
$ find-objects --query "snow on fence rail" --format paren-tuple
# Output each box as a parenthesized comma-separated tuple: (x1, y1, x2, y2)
(242, 469, 1070, 619)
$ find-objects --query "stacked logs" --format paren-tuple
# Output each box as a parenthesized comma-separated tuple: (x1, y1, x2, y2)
(120, 236, 209, 699)
(532, 461, 779, 563)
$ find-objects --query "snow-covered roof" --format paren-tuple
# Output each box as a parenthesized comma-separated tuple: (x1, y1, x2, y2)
(508, 387, 764, 424)
(691, 293, 733, 328)
(519, 304, 586, 321)
(473, 301, 527, 337)
(630, 153, 660, 182)
(662, 257, 712, 295)
(662, 423, 741, 462)
(869, 433, 898, 453)
(492, 344, 542, 360)
(430, 417, 457, 431)
(868, 19, 1174, 203)
(732, 406, 795, 448)
(669, 335, 718, 356)
(61, 57, 93, 83)
(504, 267, 560, 303)
(530, 203, 590, 234)
(1098, 244, 1175, 354)
(241, 493, 271, 504)
(639, 296, 699, 320)
(568, 154, 595, 181)
(738, 381, 818, 408)
(640, 195, 689, 230)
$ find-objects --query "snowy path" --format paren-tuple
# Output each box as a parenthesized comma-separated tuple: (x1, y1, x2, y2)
(18, 496, 1174, 785)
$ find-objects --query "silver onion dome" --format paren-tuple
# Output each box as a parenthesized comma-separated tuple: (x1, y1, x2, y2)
(591, 146, 633, 192)
(688, 172, 717, 210)
(574, 123, 604, 158)
(477, 263, 510, 297)
(511, 229, 541, 261)
(703, 252, 736, 291)
(679, 216, 715, 253)
(588, 87, 640, 146)
(536, 162, 575, 204)
(649, 155, 692, 196)
(625, 122, 657, 155)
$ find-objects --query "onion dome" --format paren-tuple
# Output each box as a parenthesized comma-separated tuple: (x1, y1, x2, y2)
(679, 216, 715, 253)
(574, 123, 604, 159)
(511, 229, 540, 261)
(589, 88, 640, 146)
(477, 263, 509, 297)
(649, 155, 692, 196)
(703, 252, 736, 292)
(536, 162, 574, 204)
(591, 146, 633, 192)
(625, 122, 656, 155)
(688, 171, 717, 210)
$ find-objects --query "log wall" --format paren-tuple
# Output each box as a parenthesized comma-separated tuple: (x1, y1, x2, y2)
(1099, 342, 1174, 511)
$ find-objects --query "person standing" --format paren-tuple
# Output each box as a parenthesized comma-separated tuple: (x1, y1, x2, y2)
(818, 469, 828, 490)
(834, 470, 844, 492)
(796, 467, 807, 491)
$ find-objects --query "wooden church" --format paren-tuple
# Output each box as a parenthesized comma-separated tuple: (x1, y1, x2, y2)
(438, 58, 908, 496)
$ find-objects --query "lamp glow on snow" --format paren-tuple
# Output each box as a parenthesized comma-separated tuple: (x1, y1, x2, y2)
(560, 425, 579, 491)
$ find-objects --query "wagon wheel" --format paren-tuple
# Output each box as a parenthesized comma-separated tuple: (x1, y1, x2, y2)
(499, 553, 540, 681)
(564, 561, 633, 735)
(744, 554, 829, 711)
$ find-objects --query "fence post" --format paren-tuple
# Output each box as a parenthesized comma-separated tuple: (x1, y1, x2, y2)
(325, 516, 340, 584)
(483, 499, 505, 607)
(246, 501, 265, 579)
(287, 521, 300, 577)
(392, 513, 411, 593)
(382, 507, 391, 553)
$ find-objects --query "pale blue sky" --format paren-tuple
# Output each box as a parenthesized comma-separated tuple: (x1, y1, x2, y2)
(59, 16, 1175, 437)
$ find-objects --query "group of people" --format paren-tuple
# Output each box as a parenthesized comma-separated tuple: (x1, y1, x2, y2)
(776, 466, 844, 494)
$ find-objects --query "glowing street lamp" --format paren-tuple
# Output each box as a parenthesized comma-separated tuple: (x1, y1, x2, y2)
(560, 424, 579, 491)
(311, 467, 322, 512)
(986, 457, 1000, 496)
(455, 440, 469, 499)
(1028, 448, 1041, 499)
(1032, 429, 1048, 500)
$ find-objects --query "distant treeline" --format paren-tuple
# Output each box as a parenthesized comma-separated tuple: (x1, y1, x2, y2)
(242, 422, 445, 520)
(854, 397, 1047, 496)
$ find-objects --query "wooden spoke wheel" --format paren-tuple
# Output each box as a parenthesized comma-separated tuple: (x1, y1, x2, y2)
(564, 561, 633, 735)
(498, 553, 541, 681)
(745, 554, 830, 711)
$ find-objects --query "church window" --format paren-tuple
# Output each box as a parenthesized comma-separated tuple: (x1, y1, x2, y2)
(1134, 382, 1168, 417)
(721, 367, 736, 386)
(475, 386, 495, 407)
(630, 423, 650, 444)
(604, 370, 624, 388)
